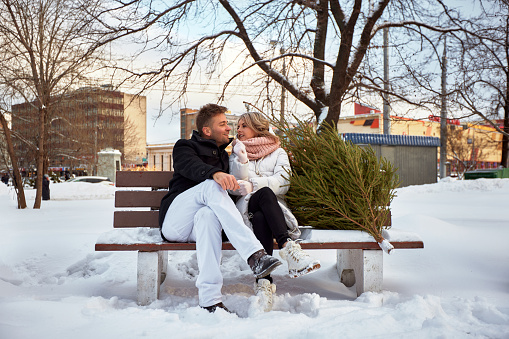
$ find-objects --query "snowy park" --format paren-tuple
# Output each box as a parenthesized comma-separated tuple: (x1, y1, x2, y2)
(0, 178, 508, 338)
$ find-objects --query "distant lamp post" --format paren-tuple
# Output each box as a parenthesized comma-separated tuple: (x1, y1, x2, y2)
(439, 36, 448, 179)
(270, 40, 286, 124)
(383, 24, 390, 135)
(467, 128, 476, 168)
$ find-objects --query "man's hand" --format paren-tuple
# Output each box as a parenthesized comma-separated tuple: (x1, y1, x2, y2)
(212, 172, 240, 191)
(237, 180, 254, 195)
(233, 140, 248, 164)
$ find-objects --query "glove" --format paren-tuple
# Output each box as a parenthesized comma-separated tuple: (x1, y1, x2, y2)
(233, 140, 248, 164)
(237, 180, 253, 195)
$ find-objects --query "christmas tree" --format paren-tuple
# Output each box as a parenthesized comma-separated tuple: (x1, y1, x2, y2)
(277, 119, 399, 252)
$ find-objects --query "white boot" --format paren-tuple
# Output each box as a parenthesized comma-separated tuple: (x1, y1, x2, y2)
(279, 240, 321, 278)
(253, 278, 276, 312)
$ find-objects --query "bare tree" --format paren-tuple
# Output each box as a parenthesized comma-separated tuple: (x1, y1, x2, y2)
(447, 126, 472, 179)
(103, 0, 461, 129)
(448, 122, 502, 178)
(0, 99, 27, 208)
(0, 0, 123, 208)
(433, 0, 509, 167)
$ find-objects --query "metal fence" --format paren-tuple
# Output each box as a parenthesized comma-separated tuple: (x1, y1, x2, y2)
(342, 133, 441, 187)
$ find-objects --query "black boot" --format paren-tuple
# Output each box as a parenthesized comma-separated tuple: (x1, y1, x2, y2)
(248, 249, 282, 279)
(202, 302, 231, 313)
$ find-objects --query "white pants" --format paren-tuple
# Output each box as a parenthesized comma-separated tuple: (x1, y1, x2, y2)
(161, 179, 263, 307)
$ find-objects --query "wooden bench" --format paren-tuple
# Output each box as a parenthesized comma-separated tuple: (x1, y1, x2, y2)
(95, 171, 424, 305)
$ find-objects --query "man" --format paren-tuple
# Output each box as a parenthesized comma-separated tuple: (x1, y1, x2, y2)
(42, 174, 50, 200)
(159, 104, 281, 313)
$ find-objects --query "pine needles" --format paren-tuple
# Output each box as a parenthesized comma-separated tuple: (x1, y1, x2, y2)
(277, 119, 399, 243)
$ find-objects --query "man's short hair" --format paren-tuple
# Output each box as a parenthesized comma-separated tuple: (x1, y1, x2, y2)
(196, 104, 228, 135)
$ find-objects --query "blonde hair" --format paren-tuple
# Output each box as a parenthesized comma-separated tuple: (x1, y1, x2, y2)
(238, 112, 279, 141)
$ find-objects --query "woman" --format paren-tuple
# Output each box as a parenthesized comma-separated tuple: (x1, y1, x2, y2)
(229, 112, 320, 312)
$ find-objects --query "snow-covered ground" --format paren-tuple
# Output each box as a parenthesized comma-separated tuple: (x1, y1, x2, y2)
(0, 178, 508, 338)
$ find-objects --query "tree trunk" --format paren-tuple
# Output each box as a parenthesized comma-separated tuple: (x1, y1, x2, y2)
(503, 12, 509, 168)
(310, 0, 328, 105)
(322, 80, 345, 127)
(0, 113, 27, 209)
(33, 107, 46, 209)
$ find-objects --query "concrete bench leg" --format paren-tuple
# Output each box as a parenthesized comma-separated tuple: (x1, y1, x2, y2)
(137, 251, 162, 305)
(158, 250, 168, 283)
(336, 249, 383, 296)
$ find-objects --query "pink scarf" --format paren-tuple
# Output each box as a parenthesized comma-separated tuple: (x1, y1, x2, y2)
(234, 137, 280, 160)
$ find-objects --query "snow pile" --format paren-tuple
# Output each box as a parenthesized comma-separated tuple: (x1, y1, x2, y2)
(398, 177, 509, 194)
(0, 182, 8, 195)
(97, 227, 164, 244)
(0, 179, 508, 338)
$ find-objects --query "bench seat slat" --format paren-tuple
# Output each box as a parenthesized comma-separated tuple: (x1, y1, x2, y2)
(95, 240, 423, 252)
(96, 228, 423, 252)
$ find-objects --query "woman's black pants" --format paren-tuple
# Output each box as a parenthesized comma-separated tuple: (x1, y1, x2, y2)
(248, 187, 290, 256)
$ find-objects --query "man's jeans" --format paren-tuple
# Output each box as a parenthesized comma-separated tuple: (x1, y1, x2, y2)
(161, 179, 263, 307)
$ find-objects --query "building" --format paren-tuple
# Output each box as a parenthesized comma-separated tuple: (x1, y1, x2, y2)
(180, 108, 199, 140)
(123, 93, 147, 167)
(337, 111, 444, 136)
(146, 143, 175, 171)
(342, 133, 441, 187)
(11, 85, 146, 175)
(147, 108, 241, 171)
(354, 102, 381, 116)
(337, 109, 504, 174)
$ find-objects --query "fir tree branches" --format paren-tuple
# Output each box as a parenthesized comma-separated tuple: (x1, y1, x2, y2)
(276, 119, 399, 245)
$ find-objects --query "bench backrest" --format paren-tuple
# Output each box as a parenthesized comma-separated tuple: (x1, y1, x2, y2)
(113, 170, 392, 229)
(114, 171, 173, 228)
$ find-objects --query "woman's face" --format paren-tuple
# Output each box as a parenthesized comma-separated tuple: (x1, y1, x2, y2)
(237, 119, 257, 141)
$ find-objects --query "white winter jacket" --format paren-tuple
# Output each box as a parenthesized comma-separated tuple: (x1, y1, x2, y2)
(229, 147, 301, 240)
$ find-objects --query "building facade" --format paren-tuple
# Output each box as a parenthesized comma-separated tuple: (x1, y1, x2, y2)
(146, 143, 175, 171)
(123, 93, 147, 167)
(11, 85, 146, 175)
(337, 111, 504, 174)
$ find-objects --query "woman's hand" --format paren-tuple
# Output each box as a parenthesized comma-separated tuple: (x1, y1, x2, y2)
(237, 180, 253, 195)
(233, 140, 248, 164)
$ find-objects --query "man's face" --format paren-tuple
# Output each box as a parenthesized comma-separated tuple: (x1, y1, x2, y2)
(202, 113, 231, 146)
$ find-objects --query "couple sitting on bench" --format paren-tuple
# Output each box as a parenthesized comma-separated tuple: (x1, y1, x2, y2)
(158, 104, 320, 313)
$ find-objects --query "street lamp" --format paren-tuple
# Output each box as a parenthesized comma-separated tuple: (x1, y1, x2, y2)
(270, 40, 286, 124)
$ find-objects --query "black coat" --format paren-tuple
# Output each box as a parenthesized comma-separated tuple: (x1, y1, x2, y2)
(158, 130, 233, 228)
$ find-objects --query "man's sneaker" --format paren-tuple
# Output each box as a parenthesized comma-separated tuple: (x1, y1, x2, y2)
(248, 249, 282, 279)
(279, 240, 321, 278)
(254, 278, 276, 312)
(202, 302, 231, 313)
